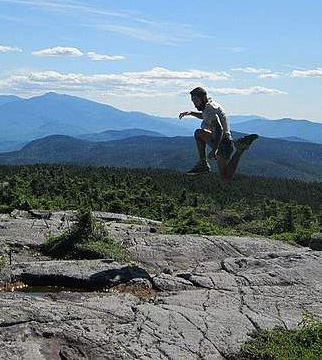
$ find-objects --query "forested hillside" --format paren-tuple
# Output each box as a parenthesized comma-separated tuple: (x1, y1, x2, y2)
(2, 132, 322, 181)
(1, 164, 321, 243)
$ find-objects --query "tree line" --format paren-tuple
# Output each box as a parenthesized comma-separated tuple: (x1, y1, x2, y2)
(0, 164, 321, 241)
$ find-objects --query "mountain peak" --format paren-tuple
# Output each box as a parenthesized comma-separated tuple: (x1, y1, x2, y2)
(28, 92, 66, 101)
(44, 91, 58, 96)
(43, 92, 66, 98)
(31, 92, 79, 101)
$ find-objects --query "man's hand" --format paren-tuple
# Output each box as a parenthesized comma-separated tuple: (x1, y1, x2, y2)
(207, 149, 218, 161)
(179, 111, 191, 119)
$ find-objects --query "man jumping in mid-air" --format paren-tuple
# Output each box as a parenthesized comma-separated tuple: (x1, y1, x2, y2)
(179, 87, 258, 181)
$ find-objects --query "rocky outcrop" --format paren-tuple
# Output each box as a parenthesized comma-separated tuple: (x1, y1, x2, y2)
(1, 211, 322, 359)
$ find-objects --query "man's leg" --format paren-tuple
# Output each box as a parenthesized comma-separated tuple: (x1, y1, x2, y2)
(217, 149, 245, 182)
(217, 134, 259, 182)
(195, 129, 212, 162)
(186, 129, 213, 175)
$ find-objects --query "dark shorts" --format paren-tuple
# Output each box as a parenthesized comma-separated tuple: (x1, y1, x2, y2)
(217, 136, 234, 160)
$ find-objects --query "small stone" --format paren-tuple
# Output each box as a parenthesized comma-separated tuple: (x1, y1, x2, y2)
(162, 267, 173, 275)
(42, 331, 54, 338)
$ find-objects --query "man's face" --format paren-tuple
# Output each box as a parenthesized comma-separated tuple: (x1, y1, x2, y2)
(191, 95, 204, 111)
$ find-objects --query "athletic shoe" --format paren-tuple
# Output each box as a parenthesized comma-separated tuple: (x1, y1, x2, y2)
(186, 162, 211, 176)
(235, 134, 259, 151)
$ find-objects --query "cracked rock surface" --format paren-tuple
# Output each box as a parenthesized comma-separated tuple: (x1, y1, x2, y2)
(1, 211, 322, 359)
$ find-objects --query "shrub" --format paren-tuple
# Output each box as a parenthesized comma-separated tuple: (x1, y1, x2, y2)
(274, 229, 313, 245)
(0, 256, 7, 269)
(42, 210, 128, 262)
(0, 205, 14, 214)
(166, 207, 234, 235)
(230, 311, 322, 360)
(237, 217, 279, 236)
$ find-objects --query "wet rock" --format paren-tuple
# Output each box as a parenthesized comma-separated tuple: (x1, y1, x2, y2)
(310, 233, 322, 251)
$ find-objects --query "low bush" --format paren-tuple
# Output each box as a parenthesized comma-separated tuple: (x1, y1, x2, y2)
(42, 210, 128, 262)
(0, 256, 7, 269)
(230, 311, 322, 360)
(165, 207, 235, 235)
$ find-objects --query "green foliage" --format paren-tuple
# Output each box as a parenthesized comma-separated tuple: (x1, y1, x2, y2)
(0, 204, 14, 214)
(166, 207, 234, 235)
(42, 210, 128, 261)
(317, 207, 322, 231)
(0, 256, 7, 269)
(230, 312, 322, 360)
(274, 228, 313, 245)
(237, 217, 286, 236)
(0, 164, 321, 241)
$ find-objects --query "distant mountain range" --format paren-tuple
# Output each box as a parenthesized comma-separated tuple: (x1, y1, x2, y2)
(78, 128, 164, 142)
(278, 136, 310, 142)
(0, 128, 165, 153)
(233, 118, 322, 144)
(1, 132, 322, 181)
(229, 115, 267, 124)
(0, 95, 21, 107)
(1, 91, 322, 181)
(0, 92, 321, 149)
(0, 92, 191, 143)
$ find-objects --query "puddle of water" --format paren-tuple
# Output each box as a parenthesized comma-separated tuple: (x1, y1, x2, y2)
(20, 285, 93, 293)
(0, 282, 96, 293)
(1, 282, 157, 298)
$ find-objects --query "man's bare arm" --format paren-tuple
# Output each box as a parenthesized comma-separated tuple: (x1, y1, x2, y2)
(179, 111, 203, 119)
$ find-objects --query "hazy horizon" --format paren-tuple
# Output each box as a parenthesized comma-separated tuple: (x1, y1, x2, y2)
(1, 91, 321, 123)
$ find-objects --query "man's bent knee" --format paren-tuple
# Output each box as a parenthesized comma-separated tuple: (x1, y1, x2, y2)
(194, 128, 212, 141)
(194, 129, 203, 139)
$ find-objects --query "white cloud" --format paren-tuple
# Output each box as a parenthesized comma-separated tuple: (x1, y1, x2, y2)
(232, 67, 282, 79)
(122, 67, 230, 81)
(0, 68, 286, 99)
(259, 73, 280, 79)
(208, 86, 287, 96)
(0, 45, 23, 53)
(32, 46, 83, 57)
(87, 52, 125, 61)
(232, 67, 272, 75)
(0, 67, 229, 90)
(291, 68, 322, 78)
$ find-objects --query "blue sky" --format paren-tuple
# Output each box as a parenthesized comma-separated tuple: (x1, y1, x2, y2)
(0, 0, 321, 121)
